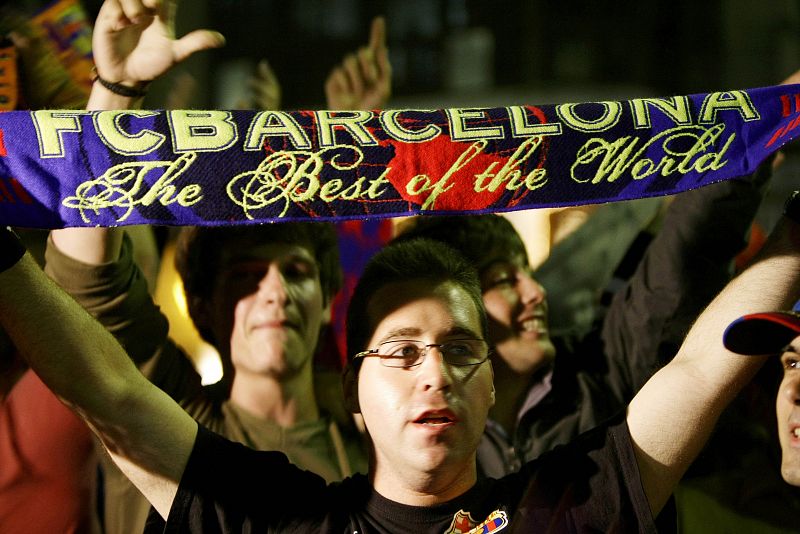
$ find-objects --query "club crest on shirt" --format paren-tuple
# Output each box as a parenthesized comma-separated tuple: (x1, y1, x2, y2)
(446, 509, 508, 533)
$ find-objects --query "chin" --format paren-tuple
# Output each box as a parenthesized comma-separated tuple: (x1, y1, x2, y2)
(782, 463, 800, 487)
(499, 346, 553, 375)
(414, 452, 460, 477)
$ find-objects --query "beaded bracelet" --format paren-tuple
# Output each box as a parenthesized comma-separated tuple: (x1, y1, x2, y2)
(785, 190, 800, 225)
(91, 67, 150, 98)
(0, 226, 25, 273)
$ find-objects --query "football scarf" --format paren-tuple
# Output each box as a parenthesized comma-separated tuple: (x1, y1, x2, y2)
(1, 84, 799, 228)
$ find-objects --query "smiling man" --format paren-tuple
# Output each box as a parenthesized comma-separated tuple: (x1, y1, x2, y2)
(48, 222, 368, 533)
(4, 199, 800, 531)
(6, 0, 800, 529)
(38, 0, 397, 530)
(394, 172, 771, 479)
(47, 41, 351, 534)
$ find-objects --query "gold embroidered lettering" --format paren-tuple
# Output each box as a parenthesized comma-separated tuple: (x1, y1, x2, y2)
(473, 137, 547, 192)
(62, 152, 203, 223)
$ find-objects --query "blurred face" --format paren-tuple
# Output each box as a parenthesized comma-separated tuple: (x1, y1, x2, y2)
(480, 254, 556, 375)
(777, 336, 800, 486)
(205, 240, 326, 380)
(355, 280, 494, 497)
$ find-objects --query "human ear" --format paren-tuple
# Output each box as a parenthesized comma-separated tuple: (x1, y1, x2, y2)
(342, 364, 361, 413)
(320, 300, 333, 327)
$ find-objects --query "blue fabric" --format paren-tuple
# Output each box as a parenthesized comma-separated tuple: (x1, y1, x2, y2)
(1, 84, 799, 227)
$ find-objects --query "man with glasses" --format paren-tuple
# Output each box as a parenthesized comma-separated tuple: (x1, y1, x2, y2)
(39, 1, 389, 532)
(394, 177, 773, 481)
(353, 339, 489, 369)
(4, 198, 800, 530)
(5, 0, 800, 528)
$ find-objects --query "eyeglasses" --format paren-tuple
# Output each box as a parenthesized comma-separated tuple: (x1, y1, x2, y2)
(353, 339, 490, 369)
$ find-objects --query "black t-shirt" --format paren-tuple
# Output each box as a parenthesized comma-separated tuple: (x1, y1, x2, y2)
(149, 413, 655, 533)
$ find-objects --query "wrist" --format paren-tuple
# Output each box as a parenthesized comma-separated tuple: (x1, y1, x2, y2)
(91, 67, 150, 99)
(784, 190, 800, 225)
(0, 227, 26, 274)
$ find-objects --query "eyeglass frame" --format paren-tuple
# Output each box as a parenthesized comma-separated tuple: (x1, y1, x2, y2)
(352, 338, 491, 369)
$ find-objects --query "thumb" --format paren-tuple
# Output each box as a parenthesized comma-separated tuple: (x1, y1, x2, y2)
(172, 30, 226, 63)
(781, 68, 800, 86)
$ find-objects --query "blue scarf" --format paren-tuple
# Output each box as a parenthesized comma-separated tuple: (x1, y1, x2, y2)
(1, 84, 798, 227)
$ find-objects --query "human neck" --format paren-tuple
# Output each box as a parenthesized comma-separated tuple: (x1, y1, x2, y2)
(489, 360, 540, 435)
(229, 365, 320, 427)
(370, 456, 477, 507)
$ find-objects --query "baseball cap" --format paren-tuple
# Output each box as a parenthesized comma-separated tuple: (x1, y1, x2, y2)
(723, 301, 800, 355)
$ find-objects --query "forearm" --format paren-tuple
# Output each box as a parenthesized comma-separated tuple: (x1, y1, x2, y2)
(44, 233, 170, 365)
(679, 216, 800, 369)
(48, 58, 147, 264)
(0, 247, 195, 518)
(50, 227, 124, 265)
(87, 76, 143, 111)
(48, 81, 125, 263)
(628, 214, 800, 514)
(0, 251, 142, 416)
(50, 84, 127, 264)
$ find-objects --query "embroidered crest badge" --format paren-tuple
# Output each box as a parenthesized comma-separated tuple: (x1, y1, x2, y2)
(446, 509, 509, 534)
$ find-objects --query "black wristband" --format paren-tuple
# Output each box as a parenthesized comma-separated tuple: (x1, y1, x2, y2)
(92, 67, 149, 98)
(0, 227, 25, 273)
(784, 190, 800, 225)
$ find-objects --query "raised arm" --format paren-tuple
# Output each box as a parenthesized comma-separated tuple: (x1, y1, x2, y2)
(601, 163, 771, 392)
(628, 201, 800, 514)
(0, 229, 197, 518)
(15, 0, 225, 519)
(325, 16, 392, 110)
(51, 0, 224, 263)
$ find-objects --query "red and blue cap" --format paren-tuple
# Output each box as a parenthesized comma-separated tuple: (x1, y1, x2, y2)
(723, 301, 800, 355)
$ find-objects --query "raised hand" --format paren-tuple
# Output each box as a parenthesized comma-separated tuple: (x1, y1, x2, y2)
(92, 0, 224, 88)
(325, 16, 391, 110)
(238, 59, 282, 110)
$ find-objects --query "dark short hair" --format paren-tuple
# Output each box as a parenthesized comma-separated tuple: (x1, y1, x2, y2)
(346, 237, 488, 360)
(394, 215, 528, 273)
(175, 223, 342, 346)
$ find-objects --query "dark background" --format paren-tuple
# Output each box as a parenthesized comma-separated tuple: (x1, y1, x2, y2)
(65, 0, 800, 110)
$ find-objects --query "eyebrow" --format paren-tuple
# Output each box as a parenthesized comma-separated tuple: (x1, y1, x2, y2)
(376, 326, 481, 345)
(379, 327, 422, 343)
(782, 344, 800, 355)
(447, 326, 482, 339)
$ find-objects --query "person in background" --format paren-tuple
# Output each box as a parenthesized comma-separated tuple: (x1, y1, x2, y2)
(394, 154, 774, 481)
(237, 15, 390, 112)
(44, 1, 392, 533)
(724, 297, 800, 488)
(2, 184, 800, 529)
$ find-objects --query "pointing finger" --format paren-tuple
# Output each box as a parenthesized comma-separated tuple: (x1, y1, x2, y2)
(369, 16, 386, 52)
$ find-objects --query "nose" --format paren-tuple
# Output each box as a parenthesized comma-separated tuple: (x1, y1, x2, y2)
(518, 269, 546, 306)
(256, 264, 288, 306)
(782, 374, 800, 406)
(417, 346, 454, 393)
